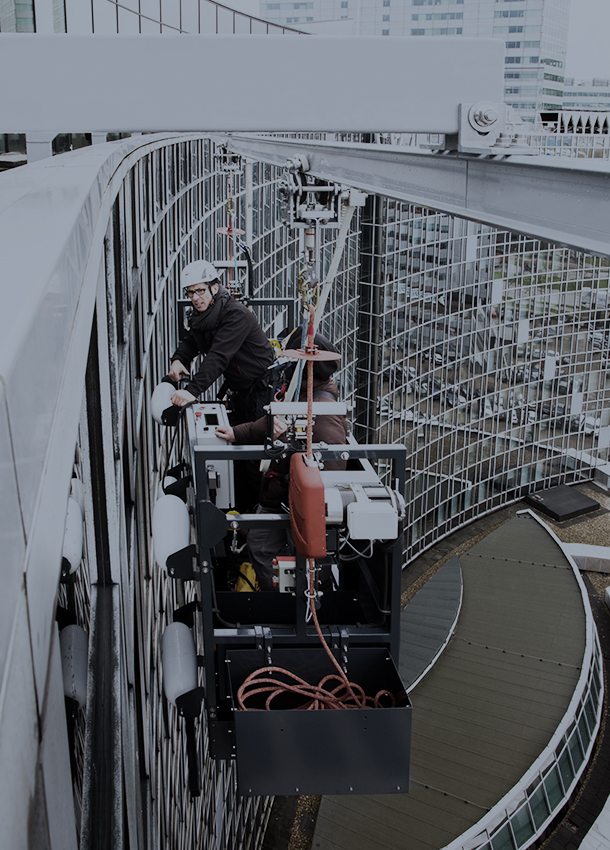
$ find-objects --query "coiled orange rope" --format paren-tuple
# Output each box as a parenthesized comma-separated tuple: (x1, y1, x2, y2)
(236, 560, 395, 711)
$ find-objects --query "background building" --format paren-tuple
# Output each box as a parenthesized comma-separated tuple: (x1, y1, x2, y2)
(0, 0, 35, 31)
(563, 77, 610, 111)
(355, 191, 609, 558)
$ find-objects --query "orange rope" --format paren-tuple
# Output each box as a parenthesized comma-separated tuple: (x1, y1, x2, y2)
(306, 304, 315, 460)
(236, 562, 395, 711)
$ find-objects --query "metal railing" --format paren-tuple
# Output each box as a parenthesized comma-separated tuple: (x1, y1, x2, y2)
(443, 513, 603, 850)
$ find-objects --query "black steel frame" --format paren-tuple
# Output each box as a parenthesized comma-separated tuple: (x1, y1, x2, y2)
(190, 443, 408, 763)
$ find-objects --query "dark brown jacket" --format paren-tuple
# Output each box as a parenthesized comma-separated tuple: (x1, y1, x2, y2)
(233, 377, 348, 509)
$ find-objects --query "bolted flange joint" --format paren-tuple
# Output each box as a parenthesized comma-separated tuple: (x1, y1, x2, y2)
(468, 101, 500, 133)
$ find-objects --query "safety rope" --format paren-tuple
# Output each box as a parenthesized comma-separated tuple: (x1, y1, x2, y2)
(284, 204, 356, 403)
(305, 305, 315, 459)
(226, 195, 239, 289)
(313, 204, 356, 334)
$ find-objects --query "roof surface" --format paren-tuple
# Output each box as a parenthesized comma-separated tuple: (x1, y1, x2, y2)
(312, 514, 587, 850)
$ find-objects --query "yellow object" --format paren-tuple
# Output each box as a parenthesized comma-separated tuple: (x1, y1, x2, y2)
(236, 562, 259, 592)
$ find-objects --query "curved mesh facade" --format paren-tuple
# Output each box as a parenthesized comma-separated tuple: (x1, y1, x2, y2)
(51, 141, 610, 846)
(355, 196, 610, 561)
(47, 135, 359, 848)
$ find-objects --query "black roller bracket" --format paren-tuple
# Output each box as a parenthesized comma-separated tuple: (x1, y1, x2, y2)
(161, 404, 181, 427)
(197, 500, 229, 548)
(175, 686, 205, 719)
(60, 557, 73, 583)
(166, 543, 197, 580)
(163, 475, 192, 502)
(184, 718, 200, 797)
(55, 605, 77, 630)
(173, 601, 200, 628)
(166, 462, 187, 479)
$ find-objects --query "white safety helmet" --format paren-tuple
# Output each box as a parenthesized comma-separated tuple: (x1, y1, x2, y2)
(181, 260, 221, 294)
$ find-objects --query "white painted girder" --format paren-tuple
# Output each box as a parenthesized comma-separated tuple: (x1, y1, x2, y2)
(222, 134, 610, 258)
(0, 34, 504, 134)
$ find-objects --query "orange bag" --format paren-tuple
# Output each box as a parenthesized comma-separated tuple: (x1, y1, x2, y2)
(288, 453, 327, 559)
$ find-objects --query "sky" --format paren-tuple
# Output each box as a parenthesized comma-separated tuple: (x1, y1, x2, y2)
(225, 0, 610, 80)
(565, 0, 610, 79)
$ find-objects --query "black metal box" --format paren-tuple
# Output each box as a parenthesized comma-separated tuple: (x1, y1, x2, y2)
(226, 646, 411, 796)
(525, 484, 599, 521)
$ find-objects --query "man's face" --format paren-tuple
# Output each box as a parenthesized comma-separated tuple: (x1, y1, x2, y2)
(186, 281, 218, 312)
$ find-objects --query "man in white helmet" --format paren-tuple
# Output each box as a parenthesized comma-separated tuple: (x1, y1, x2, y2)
(167, 260, 274, 425)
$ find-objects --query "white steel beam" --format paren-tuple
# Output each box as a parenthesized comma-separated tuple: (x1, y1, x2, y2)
(222, 134, 610, 258)
(0, 34, 503, 134)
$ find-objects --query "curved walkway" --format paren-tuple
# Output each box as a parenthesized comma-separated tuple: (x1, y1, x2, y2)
(312, 513, 593, 850)
(399, 555, 462, 691)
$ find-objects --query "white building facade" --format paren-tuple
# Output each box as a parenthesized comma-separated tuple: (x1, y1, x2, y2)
(563, 78, 610, 111)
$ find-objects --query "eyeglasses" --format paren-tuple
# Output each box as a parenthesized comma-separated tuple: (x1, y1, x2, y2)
(185, 286, 210, 300)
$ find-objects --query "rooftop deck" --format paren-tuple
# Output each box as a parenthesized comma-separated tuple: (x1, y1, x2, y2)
(312, 513, 591, 850)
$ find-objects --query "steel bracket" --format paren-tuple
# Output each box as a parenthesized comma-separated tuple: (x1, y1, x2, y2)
(453, 102, 540, 155)
(166, 543, 197, 580)
(175, 686, 205, 719)
(254, 626, 273, 664)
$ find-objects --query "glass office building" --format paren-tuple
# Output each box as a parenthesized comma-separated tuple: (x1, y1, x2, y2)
(355, 194, 609, 559)
(0, 0, 35, 31)
(563, 78, 610, 111)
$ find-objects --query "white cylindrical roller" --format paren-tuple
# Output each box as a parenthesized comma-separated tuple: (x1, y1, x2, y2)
(304, 227, 315, 251)
(60, 625, 88, 709)
(62, 496, 84, 574)
(151, 382, 175, 425)
(152, 494, 191, 570)
(161, 622, 198, 704)
(70, 478, 85, 514)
